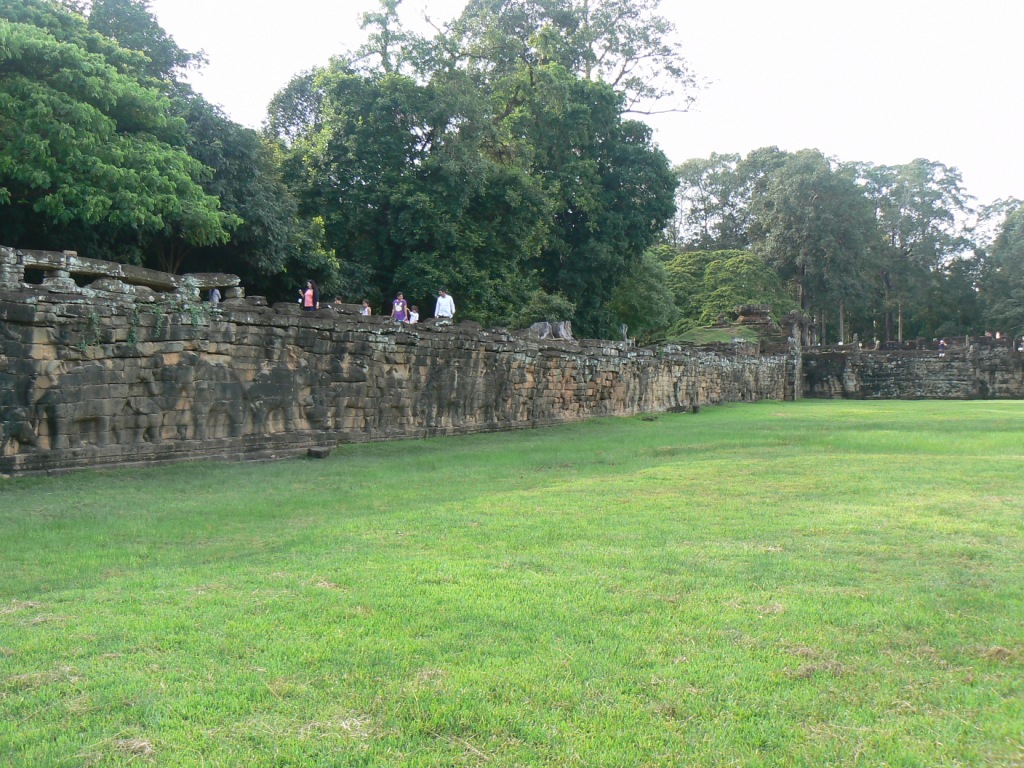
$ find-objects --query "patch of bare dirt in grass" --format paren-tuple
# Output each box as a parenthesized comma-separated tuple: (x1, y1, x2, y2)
(77, 751, 107, 767)
(188, 583, 227, 595)
(312, 578, 348, 590)
(889, 698, 917, 714)
(416, 668, 445, 684)
(443, 733, 495, 763)
(25, 613, 65, 626)
(113, 738, 155, 758)
(787, 660, 846, 679)
(980, 646, 1019, 663)
(4, 671, 63, 690)
(264, 675, 311, 699)
(65, 694, 98, 716)
(724, 596, 787, 616)
(653, 700, 698, 723)
(911, 644, 954, 669)
(1, 600, 40, 616)
(784, 644, 821, 659)
(722, 628, 759, 648)
(4, 664, 79, 690)
(298, 713, 374, 741)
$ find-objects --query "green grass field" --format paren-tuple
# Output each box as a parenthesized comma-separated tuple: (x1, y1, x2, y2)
(2, 400, 1022, 767)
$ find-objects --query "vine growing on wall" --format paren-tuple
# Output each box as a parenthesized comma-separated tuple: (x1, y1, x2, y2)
(75, 311, 101, 354)
(127, 305, 141, 345)
(151, 296, 177, 339)
(186, 302, 208, 329)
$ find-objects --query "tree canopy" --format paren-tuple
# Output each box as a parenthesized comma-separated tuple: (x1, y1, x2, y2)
(0, 0, 234, 263)
(662, 248, 796, 333)
(3, 0, 1018, 342)
(267, 0, 681, 334)
(752, 150, 881, 343)
(981, 201, 1024, 337)
(669, 146, 1012, 344)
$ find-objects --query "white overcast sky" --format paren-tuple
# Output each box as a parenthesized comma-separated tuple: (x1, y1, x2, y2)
(147, 0, 1023, 206)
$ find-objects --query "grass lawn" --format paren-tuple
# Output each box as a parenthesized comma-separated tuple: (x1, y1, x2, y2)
(1, 400, 1022, 767)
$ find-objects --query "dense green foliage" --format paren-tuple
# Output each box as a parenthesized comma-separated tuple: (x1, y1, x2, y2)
(663, 249, 796, 332)
(173, 94, 339, 294)
(0, 0, 327, 295)
(3, 0, 1019, 338)
(0, 0, 234, 262)
(670, 147, 1021, 344)
(752, 150, 881, 343)
(268, 0, 680, 334)
(3, 401, 1023, 766)
(2, 0, 683, 330)
(608, 248, 678, 343)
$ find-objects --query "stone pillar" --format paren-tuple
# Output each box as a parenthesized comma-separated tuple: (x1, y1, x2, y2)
(37, 251, 80, 293)
(0, 246, 25, 288)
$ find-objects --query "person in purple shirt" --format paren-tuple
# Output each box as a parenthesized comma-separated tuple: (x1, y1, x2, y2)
(390, 292, 408, 323)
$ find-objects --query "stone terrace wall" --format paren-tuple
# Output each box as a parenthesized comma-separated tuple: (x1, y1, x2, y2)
(803, 343, 1024, 399)
(1, 250, 793, 476)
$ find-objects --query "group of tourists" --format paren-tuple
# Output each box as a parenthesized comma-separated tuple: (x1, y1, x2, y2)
(294, 280, 455, 324)
(391, 288, 455, 324)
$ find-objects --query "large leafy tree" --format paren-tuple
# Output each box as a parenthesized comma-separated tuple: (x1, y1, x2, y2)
(851, 158, 974, 341)
(270, 0, 680, 334)
(608, 248, 678, 344)
(0, 0, 234, 262)
(671, 149, 999, 342)
(270, 61, 550, 321)
(914, 256, 985, 338)
(670, 147, 790, 252)
(86, 0, 203, 82)
(445, 0, 696, 112)
(428, 0, 681, 332)
(173, 95, 338, 294)
(84, 0, 333, 295)
(981, 201, 1024, 336)
(512, 64, 676, 334)
(751, 150, 881, 344)
(671, 153, 745, 250)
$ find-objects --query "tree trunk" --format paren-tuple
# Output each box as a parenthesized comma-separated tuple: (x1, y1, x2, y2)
(897, 290, 904, 343)
(838, 298, 846, 344)
(799, 275, 812, 346)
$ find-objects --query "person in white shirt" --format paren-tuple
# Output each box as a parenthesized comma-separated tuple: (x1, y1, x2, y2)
(435, 288, 455, 321)
(408, 305, 419, 324)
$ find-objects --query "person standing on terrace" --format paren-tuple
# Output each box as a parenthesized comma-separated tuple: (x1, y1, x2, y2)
(435, 288, 455, 322)
(300, 280, 319, 311)
(391, 292, 408, 323)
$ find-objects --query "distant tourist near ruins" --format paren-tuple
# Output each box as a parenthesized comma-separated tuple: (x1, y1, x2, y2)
(2, 246, 1022, 477)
